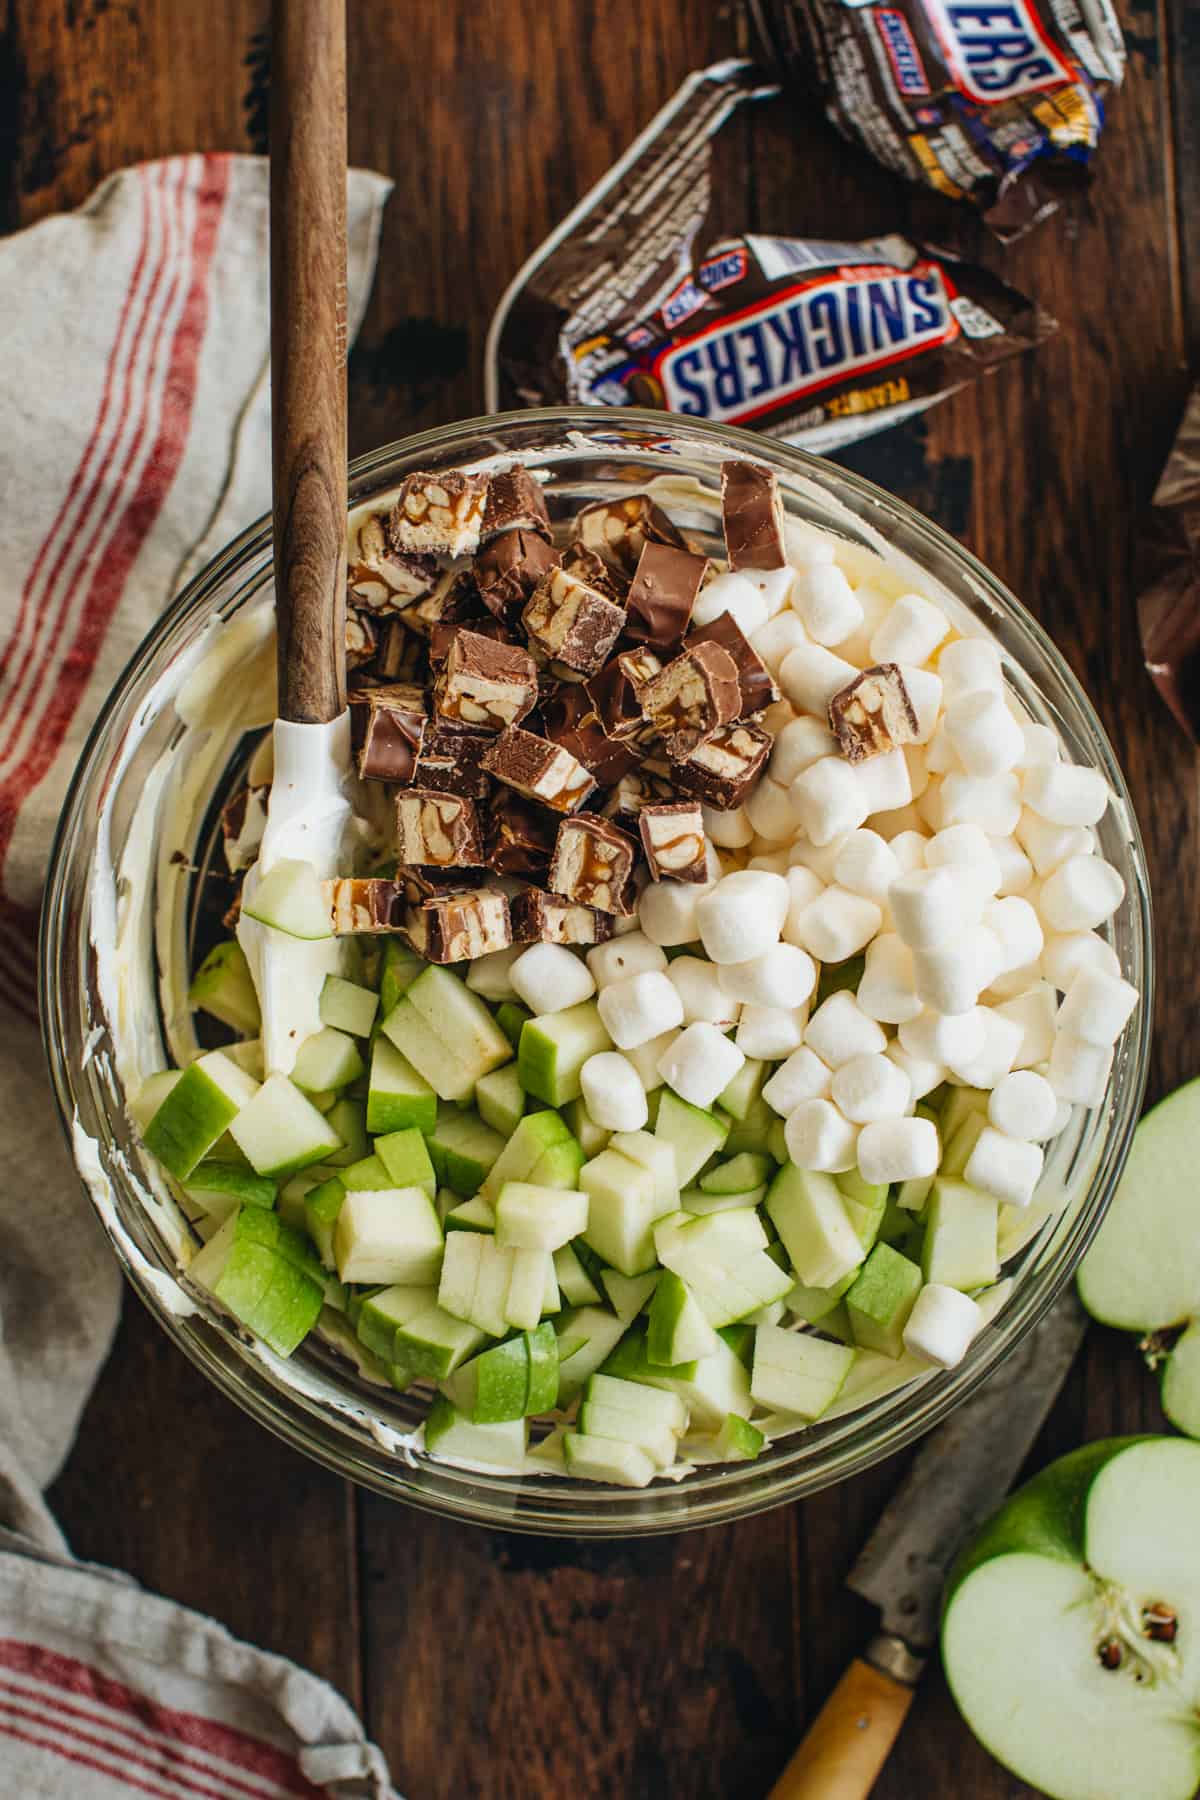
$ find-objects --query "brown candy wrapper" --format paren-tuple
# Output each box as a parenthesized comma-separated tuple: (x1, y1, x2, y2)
(1138, 386, 1200, 743)
(487, 62, 1056, 454)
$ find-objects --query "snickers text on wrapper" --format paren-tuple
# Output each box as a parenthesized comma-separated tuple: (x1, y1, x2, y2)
(487, 62, 1056, 456)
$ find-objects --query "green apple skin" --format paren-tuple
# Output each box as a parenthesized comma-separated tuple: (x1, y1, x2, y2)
(942, 1437, 1200, 1800)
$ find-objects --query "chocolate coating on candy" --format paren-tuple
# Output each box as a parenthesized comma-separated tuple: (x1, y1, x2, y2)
(481, 725, 597, 813)
(624, 541, 709, 648)
(522, 567, 626, 675)
(673, 720, 772, 809)
(475, 529, 561, 623)
(640, 639, 741, 758)
(405, 568, 487, 639)
(482, 467, 552, 541)
(639, 802, 708, 882)
(486, 789, 559, 880)
(355, 682, 428, 783)
(433, 628, 539, 731)
(389, 469, 489, 558)
(413, 723, 492, 798)
(395, 787, 484, 868)
(374, 618, 423, 681)
(828, 663, 919, 762)
(405, 889, 513, 963)
(576, 493, 690, 576)
(398, 864, 486, 900)
(540, 683, 642, 785)
(510, 887, 614, 945)
(721, 461, 787, 571)
(345, 610, 378, 670)
(348, 512, 438, 613)
(549, 812, 639, 915)
(687, 611, 778, 717)
(324, 878, 407, 934)
(586, 648, 661, 741)
(561, 541, 628, 602)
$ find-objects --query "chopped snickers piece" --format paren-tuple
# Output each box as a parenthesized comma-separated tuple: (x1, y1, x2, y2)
(324, 878, 406, 934)
(639, 802, 708, 883)
(413, 723, 492, 798)
(599, 767, 675, 837)
(511, 887, 614, 945)
(432, 628, 539, 730)
(356, 683, 427, 783)
(397, 864, 485, 900)
(486, 789, 558, 880)
(561, 540, 628, 602)
(721, 461, 787, 571)
(549, 813, 638, 915)
(221, 785, 268, 874)
(429, 615, 507, 667)
(374, 618, 423, 681)
(345, 610, 378, 670)
(481, 725, 596, 813)
(586, 648, 661, 741)
(640, 640, 741, 759)
(348, 512, 438, 613)
(576, 493, 689, 576)
(687, 612, 779, 717)
(624, 542, 709, 648)
(405, 889, 512, 963)
(389, 469, 489, 558)
(474, 528, 561, 623)
(828, 663, 920, 763)
(405, 568, 486, 639)
(482, 467, 552, 541)
(673, 721, 772, 810)
(395, 787, 484, 867)
(522, 567, 626, 675)
(540, 683, 642, 785)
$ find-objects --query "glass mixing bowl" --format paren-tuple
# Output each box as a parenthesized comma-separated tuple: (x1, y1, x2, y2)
(41, 410, 1152, 1535)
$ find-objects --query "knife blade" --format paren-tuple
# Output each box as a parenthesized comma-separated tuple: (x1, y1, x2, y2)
(847, 1284, 1090, 1654)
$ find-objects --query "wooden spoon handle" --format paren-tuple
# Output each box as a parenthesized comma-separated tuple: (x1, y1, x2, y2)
(270, 0, 348, 725)
(767, 1657, 916, 1800)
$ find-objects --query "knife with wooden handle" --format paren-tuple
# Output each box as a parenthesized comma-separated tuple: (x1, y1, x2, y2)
(767, 1289, 1090, 1799)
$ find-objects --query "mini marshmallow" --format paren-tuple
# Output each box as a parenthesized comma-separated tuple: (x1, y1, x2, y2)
(658, 1022, 745, 1110)
(869, 593, 949, 665)
(926, 823, 1003, 903)
(790, 886, 882, 963)
(988, 1070, 1058, 1142)
(857, 933, 922, 1025)
(939, 772, 1022, 837)
(805, 990, 887, 1066)
(580, 1053, 649, 1133)
(1015, 810, 1094, 876)
(788, 833, 850, 882)
(903, 1284, 983, 1369)
(938, 636, 1003, 702)
(748, 850, 790, 874)
(896, 665, 943, 743)
(886, 1039, 945, 1102)
(696, 870, 790, 964)
(994, 983, 1058, 1069)
(623, 1028, 677, 1091)
(858, 748, 913, 816)
(985, 960, 1043, 1003)
(984, 896, 1045, 975)
(1038, 856, 1125, 933)
(597, 970, 684, 1050)
(944, 690, 1025, 777)
(691, 569, 768, 637)
(751, 611, 809, 675)
(735, 1004, 809, 1059)
(639, 876, 708, 946)
(762, 1045, 833, 1115)
(1047, 1033, 1113, 1106)
(1056, 965, 1139, 1047)
(858, 1114, 939, 1185)
(790, 757, 870, 846)
(587, 932, 669, 988)
(924, 726, 959, 775)
(835, 830, 901, 904)
(702, 803, 755, 850)
(900, 1007, 985, 1066)
(510, 942, 596, 1014)
(781, 865, 825, 946)
(945, 1006, 1023, 1088)
(836, 584, 893, 664)
(832, 1053, 911, 1123)
(770, 715, 838, 786)
(1023, 762, 1110, 828)
(669, 956, 741, 1028)
(902, 745, 929, 805)
(888, 829, 928, 874)
(912, 935, 991, 1015)
(784, 1098, 859, 1174)
(719, 943, 817, 1009)
(889, 865, 983, 950)
(1041, 930, 1122, 992)
(875, 805, 930, 845)
(964, 1125, 1043, 1208)
(792, 562, 863, 647)
(745, 775, 799, 843)
(742, 565, 795, 618)
(990, 834, 1034, 896)
(779, 642, 858, 716)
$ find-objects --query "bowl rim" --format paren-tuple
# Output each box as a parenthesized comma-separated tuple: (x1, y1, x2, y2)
(39, 406, 1154, 1535)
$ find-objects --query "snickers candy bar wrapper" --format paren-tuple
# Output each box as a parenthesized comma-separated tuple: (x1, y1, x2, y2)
(487, 62, 1057, 456)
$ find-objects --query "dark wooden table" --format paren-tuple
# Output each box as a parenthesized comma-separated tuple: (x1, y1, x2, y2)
(9, 0, 1195, 1793)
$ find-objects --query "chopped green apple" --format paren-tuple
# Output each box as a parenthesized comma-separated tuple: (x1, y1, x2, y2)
(144, 1051, 260, 1180)
(653, 1089, 730, 1186)
(495, 1000, 532, 1051)
(518, 1000, 612, 1106)
(366, 1036, 437, 1135)
(323, 1097, 369, 1167)
(184, 1161, 276, 1218)
(379, 940, 424, 1016)
(562, 1097, 611, 1159)
(444, 1196, 496, 1234)
(701, 1152, 772, 1195)
(394, 1303, 487, 1380)
(608, 1130, 679, 1211)
(188, 940, 261, 1036)
(580, 1148, 671, 1277)
(600, 1268, 660, 1324)
(475, 1064, 526, 1138)
(845, 1243, 923, 1358)
(243, 857, 331, 939)
(495, 1182, 589, 1252)
(290, 1026, 364, 1095)
(717, 1057, 766, 1122)
(922, 1179, 999, 1291)
(355, 1282, 434, 1361)
(505, 1246, 552, 1331)
(766, 1164, 863, 1290)
(600, 1323, 751, 1430)
(787, 1269, 857, 1325)
(553, 1242, 602, 1308)
(302, 1175, 345, 1269)
(319, 972, 379, 1038)
(647, 1269, 720, 1364)
(750, 1323, 856, 1419)
(375, 1126, 437, 1197)
(405, 964, 511, 1086)
(555, 1305, 630, 1403)
(423, 1396, 528, 1471)
(228, 1074, 343, 1177)
(333, 1186, 444, 1286)
(442, 1333, 529, 1421)
(480, 1109, 574, 1202)
(339, 1152, 394, 1190)
(562, 1432, 657, 1488)
(425, 1110, 506, 1196)
(188, 1209, 323, 1356)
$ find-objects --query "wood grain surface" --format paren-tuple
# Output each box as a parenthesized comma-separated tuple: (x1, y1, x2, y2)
(11, 0, 1192, 1793)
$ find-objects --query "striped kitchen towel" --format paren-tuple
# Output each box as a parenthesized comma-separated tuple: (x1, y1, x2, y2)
(0, 155, 400, 1797)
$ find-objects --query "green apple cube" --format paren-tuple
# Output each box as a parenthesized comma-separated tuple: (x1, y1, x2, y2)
(394, 1304, 487, 1380)
(682, 1183, 767, 1216)
(562, 1432, 658, 1487)
(443, 1334, 529, 1421)
(188, 1211, 322, 1357)
(324, 1097, 369, 1168)
(531, 1136, 585, 1191)
(767, 1118, 788, 1165)
(381, 998, 475, 1103)
(575, 1403, 678, 1469)
(145, 1051, 260, 1180)
(553, 1242, 602, 1308)
(751, 1324, 856, 1418)
(464, 943, 522, 1002)
(584, 1371, 687, 1434)
(184, 1161, 276, 1218)
(276, 1168, 327, 1232)
(340, 1153, 395, 1190)
(709, 1414, 764, 1461)
(655, 1206, 768, 1269)
(129, 1070, 183, 1133)
(527, 1424, 570, 1471)
(505, 1247, 552, 1331)
(495, 1000, 532, 1051)
(302, 1176, 346, 1268)
(495, 1182, 589, 1253)
(938, 1084, 988, 1140)
(426, 1111, 506, 1196)
(405, 964, 511, 1087)
(423, 1396, 528, 1471)
(600, 1324, 751, 1431)
(682, 1248, 794, 1328)
(366, 1036, 437, 1135)
(518, 1000, 612, 1106)
(562, 1097, 611, 1160)
(243, 858, 331, 939)
(653, 1089, 730, 1186)
(942, 1110, 986, 1179)
(438, 1233, 516, 1337)
(554, 1306, 630, 1404)
(716, 1057, 766, 1122)
(845, 1243, 923, 1358)
(700, 1152, 772, 1195)
(480, 1109, 573, 1202)
(249, 1254, 326, 1357)
(593, 1267, 654, 1322)
(647, 1270, 720, 1364)
(608, 1130, 679, 1211)
(766, 1164, 864, 1289)
(334, 1186, 444, 1286)
(580, 1149, 667, 1277)
(379, 940, 424, 1016)
(228, 1073, 343, 1177)
(475, 1064, 526, 1139)
(437, 1229, 482, 1321)
(375, 1127, 437, 1196)
(445, 1196, 497, 1234)
(525, 1320, 560, 1413)
(837, 1169, 889, 1253)
(291, 1026, 364, 1095)
(786, 1270, 856, 1324)
(722, 1097, 775, 1157)
(188, 940, 261, 1035)
(355, 1282, 435, 1361)
(922, 1179, 999, 1290)
(319, 973, 379, 1038)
